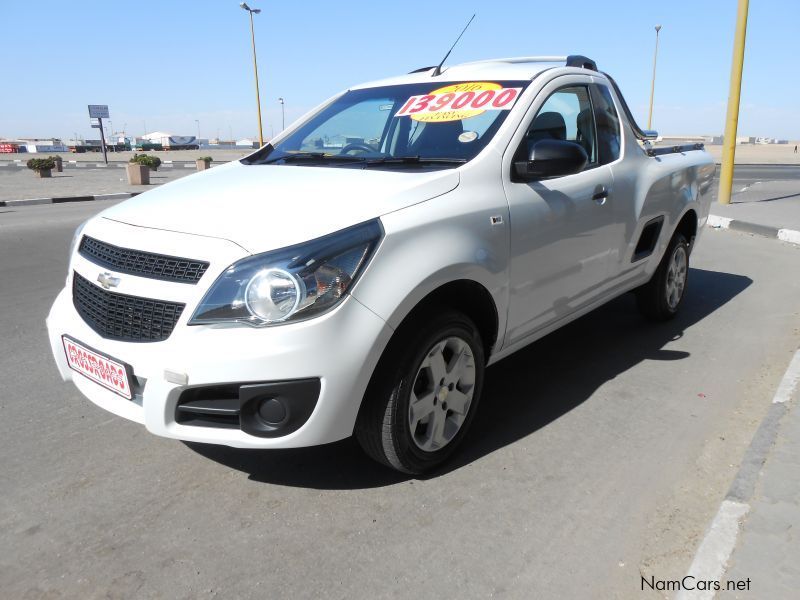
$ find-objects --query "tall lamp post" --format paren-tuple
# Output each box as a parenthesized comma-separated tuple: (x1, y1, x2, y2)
(195, 119, 200, 141)
(240, 2, 264, 146)
(278, 97, 285, 131)
(647, 25, 662, 130)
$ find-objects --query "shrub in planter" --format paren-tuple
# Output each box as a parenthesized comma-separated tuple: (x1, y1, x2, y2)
(130, 153, 162, 171)
(196, 156, 213, 171)
(27, 157, 56, 178)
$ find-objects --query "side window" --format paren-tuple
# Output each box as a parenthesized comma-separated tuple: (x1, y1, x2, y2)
(591, 85, 621, 164)
(518, 85, 597, 167)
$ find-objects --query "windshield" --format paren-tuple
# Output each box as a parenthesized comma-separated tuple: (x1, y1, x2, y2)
(244, 80, 529, 168)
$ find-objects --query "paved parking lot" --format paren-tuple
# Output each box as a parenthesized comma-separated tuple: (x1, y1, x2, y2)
(1, 199, 798, 598)
(0, 163, 198, 203)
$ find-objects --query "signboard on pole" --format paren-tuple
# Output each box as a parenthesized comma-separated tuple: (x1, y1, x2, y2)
(88, 104, 110, 119)
(87, 105, 110, 164)
(90, 118, 101, 129)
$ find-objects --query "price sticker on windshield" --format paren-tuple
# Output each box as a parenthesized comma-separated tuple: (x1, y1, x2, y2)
(395, 82, 522, 122)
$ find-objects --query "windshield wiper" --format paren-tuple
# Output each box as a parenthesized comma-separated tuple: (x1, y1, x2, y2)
(364, 155, 467, 167)
(260, 152, 367, 165)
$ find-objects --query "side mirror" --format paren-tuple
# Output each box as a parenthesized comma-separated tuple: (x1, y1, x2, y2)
(514, 139, 588, 180)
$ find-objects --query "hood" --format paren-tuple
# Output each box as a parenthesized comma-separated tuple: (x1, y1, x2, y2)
(100, 161, 459, 253)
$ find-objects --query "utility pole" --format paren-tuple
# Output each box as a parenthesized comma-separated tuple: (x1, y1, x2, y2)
(647, 25, 662, 130)
(718, 0, 750, 205)
(278, 97, 285, 131)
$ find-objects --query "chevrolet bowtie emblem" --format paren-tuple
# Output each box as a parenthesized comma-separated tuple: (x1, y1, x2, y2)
(97, 272, 120, 289)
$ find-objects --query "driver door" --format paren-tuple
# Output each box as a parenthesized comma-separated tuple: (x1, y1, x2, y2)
(502, 77, 617, 346)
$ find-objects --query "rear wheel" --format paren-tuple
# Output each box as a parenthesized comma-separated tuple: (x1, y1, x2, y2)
(355, 309, 485, 474)
(636, 232, 690, 321)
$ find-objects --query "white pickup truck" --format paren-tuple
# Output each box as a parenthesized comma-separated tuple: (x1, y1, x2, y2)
(47, 55, 715, 474)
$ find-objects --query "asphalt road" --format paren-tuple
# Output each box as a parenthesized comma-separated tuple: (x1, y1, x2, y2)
(729, 164, 800, 181)
(1, 201, 799, 599)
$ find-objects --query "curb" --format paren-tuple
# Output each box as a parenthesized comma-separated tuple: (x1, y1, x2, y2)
(707, 214, 800, 245)
(0, 192, 138, 208)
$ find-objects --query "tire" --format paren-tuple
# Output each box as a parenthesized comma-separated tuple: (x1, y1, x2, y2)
(636, 231, 690, 321)
(355, 309, 485, 474)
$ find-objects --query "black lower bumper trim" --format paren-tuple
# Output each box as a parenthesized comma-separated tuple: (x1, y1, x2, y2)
(175, 378, 321, 438)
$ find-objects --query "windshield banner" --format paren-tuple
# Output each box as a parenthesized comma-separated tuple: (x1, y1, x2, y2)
(395, 82, 522, 122)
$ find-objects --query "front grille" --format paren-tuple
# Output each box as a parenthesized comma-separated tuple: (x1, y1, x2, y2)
(72, 272, 185, 342)
(79, 235, 209, 284)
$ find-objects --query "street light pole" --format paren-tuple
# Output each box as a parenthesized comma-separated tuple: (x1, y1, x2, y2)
(240, 3, 264, 146)
(647, 25, 662, 130)
(718, 0, 750, 205)
(278, 97, 285, 131)
(195, 119, 200, 141)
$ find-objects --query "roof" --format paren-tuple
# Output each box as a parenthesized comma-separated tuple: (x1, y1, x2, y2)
(351, 56, 601, 90)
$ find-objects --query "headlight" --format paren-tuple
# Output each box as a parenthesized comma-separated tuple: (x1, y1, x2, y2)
(189, 219, 383, 327)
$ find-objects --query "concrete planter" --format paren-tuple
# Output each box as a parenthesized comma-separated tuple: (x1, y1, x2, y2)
(196, 159, 212, 171)
(126, 163, 150, 185)
(34, 169, 52, 178)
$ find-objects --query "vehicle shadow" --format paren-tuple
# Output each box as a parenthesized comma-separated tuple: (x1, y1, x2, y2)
(186, 267, 752, 489)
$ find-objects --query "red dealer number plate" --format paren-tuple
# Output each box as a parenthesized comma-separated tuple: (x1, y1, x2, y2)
(62, 336, 132, 399)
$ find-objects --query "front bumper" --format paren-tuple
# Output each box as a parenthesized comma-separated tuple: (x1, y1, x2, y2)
(46, 284, 393, 449)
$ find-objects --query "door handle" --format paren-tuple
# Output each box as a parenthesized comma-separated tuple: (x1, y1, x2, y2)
(592, 186, 610, 205)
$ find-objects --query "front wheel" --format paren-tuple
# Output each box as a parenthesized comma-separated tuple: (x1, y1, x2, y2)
(355, 310, 485, 474)
(636, 232, 690, 321)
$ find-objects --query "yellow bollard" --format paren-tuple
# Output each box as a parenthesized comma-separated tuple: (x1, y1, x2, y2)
(718, 0, 750, 205)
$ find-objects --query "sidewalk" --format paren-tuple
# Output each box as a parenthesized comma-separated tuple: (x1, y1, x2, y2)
(719, 353, 800, 598)
(676, 351, 800, 600)
(709, 179, 800, 234)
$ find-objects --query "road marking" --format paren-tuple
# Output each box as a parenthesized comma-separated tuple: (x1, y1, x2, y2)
(777, 228, 800, 245)
(707, 215, 732, 229)
(773, 349, 800, 404)
(675, 500, 750, 600)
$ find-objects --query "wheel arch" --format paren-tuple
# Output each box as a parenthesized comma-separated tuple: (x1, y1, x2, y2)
(392, 279, 500, 361)
(674, 207, 698, 250)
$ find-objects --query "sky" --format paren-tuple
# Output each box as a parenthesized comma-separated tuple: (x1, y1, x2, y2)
(1, 0, 798, 141)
